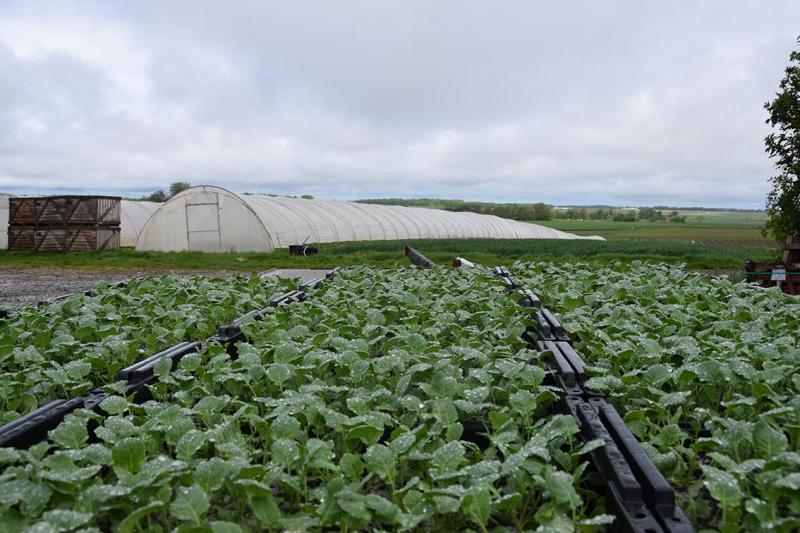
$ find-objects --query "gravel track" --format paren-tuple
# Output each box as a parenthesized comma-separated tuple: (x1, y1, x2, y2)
(0, 267, 332, 308)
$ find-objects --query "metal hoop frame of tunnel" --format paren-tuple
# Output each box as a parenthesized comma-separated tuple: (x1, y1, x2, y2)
(135, 185, 602, 253)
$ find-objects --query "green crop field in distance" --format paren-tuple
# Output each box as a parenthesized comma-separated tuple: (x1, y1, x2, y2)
(533, 209, 773, 245)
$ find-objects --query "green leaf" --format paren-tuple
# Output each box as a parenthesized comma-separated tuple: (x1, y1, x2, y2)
(431, 399, 458, 425)
(753, 419, 788, 458)
(194, 458, 234, 492)
(266, 363, 292, 385)
(234, 479, 274, 497)
(0, 480, 33, 506)
(210, 521, 245, 533)
(271, 438, 300, 468)
(0, 448, 20, 464)
(545, 471, 580, 509)
(41, 509, 93, 530)
(488, 410, 511, 431)
(99, 395, 129, 416)
(388, 432, 417, 455)
(176, 429, 206, 461)
(510, 390, 537, 415)
(431, 441, 465, 475)
(153, 356, 172, 377)
(464, 487, 492, 529)
(112, 437, 146, 474)
(701, 465, 742, 509)
(170, 485, 210, 525)
(744, 498, 773, 523)
(580, 514, 616, 526)
(49, 420, 88, 449)
(575, 439, 605, 455)
(251, 494, 281, 527)
(118, 501, 164, 533)
(337, 492, 371, 522)
(273, 343, 300, 363)
(774, 473, 800, 491)
(21, 483, 52, 516)
(364, 494, 398, 520)
(365, 444, 396, 482)
(340, 453, 365, 480)
(347, 425, 383, 445)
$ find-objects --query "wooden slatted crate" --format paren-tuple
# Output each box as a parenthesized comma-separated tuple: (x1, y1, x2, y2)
(8, 225, 120, 252)
(9, 196, 120, 226)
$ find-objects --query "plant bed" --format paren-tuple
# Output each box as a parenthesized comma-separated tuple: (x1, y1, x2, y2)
(0, 267, 614, 531)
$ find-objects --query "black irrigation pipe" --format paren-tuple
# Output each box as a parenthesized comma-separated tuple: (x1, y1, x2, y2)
(490, 266, 693, 533)
(0, 269, 339, 449)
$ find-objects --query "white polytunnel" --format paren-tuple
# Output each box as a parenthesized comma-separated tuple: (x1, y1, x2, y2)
(0, 193, 15, 250)
(120, 200, 161, 247)
(135, 185, 603, 252)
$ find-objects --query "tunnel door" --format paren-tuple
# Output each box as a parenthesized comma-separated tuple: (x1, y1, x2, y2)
(185, 195, 222, 252)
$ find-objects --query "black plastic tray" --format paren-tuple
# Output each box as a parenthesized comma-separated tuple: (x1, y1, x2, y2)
(118, 341, 203, 383)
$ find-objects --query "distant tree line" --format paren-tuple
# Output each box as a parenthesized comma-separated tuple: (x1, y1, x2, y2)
(140, 181, 192, 202)
(357, 198, 556, 220)
(356, 198, 687, 222)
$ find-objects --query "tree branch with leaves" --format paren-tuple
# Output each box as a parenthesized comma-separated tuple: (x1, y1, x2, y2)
(764, 36, 800, 242)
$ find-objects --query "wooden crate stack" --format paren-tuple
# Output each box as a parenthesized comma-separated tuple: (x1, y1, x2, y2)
(745, 237, 800, 295)
(8, 196, 121, 252)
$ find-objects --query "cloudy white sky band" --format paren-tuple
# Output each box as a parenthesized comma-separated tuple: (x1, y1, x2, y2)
(0, 1, 798, 207)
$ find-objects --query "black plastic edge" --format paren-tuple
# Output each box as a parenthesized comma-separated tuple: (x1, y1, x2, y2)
(118, 341, 203, 383)
(591, 399, 694, 533)
(298, 276, 327, 291)
(217, 309, 265, 338)
(564, 396, 664, 533)
(497, 268, 694, 533)
(530, 309, 554, 340)
(519, 289, 542, 308)
(541, 308, 569, 341)
(0, 396, 87, 448)
(556, 341, 587, 384)
(269, 290, 303, 307)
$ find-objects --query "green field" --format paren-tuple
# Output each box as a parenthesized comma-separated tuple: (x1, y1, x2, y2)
(0, 237, 779, 272)
(535, 209, 773, 245)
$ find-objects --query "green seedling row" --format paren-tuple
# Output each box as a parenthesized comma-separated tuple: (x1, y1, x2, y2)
(513, 261, 800, 531)
(0, 263, 797, 531)
(0, 267, 614, 532)
(0, 275, 295, 424)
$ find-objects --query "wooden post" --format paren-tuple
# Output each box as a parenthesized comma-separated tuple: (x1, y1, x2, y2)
(784, 236, 799, 263)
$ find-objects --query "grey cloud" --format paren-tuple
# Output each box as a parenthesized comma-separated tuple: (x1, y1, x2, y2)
(0, 0, 798, 207)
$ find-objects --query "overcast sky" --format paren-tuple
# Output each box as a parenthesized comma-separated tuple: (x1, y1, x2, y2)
(0, 1, 798, 207)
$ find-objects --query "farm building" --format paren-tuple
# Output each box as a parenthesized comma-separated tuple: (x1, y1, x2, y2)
(136, 185, 600, 252)
(120, 200, 161, 247)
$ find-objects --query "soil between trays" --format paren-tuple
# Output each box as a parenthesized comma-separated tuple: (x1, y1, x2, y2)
(0, 266, 243, 308)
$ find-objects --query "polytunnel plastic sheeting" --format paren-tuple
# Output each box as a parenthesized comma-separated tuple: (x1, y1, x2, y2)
(349, 202, 395, 240)
(120, 200, 161, 246)
(135, 185, 602, 252)
(242, 196, 317, 248)
(315, 199, 373, 241)
(0, 193, 13, 250)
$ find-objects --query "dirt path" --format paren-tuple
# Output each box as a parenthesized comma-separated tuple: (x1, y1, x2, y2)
(0, 267, 333, 308)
